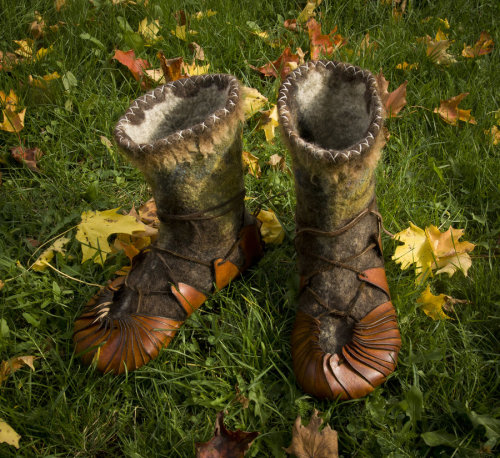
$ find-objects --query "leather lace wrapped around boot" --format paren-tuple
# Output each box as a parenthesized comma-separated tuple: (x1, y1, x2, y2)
(278, 61, 401, 400)
(73, 74, 263, 374)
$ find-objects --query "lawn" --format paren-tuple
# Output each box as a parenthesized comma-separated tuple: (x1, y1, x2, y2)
(0, 0, 499, 456)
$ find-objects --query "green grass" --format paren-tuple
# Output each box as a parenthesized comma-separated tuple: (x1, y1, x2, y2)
(0, 0, 499, 456)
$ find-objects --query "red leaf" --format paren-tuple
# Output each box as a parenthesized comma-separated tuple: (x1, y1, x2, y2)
(196, 412, 259, 458)
(10, 146, 43, 172)
(307, 18, 347, 60)
(250, 47, 300, 80)
(375, 70, 408, 118)
(112, 49, 150, 88)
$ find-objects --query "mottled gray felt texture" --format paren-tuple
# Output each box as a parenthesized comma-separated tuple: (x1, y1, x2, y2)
(108, 77, 249, 321)
(280, 63, 389, 355)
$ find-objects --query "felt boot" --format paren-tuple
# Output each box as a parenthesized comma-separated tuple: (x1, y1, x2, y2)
(74, 74, 263, 374)
(278, 61, 401, 400)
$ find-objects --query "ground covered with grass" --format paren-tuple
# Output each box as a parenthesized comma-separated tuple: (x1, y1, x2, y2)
(0, 0, 499, 456)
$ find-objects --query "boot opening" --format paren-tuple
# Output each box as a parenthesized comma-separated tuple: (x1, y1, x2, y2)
(124, 83, 231, 145)
(294, 69, 375, 150)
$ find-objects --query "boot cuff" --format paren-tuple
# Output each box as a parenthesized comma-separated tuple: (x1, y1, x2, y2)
(114, 74, 243, 170)
(278, 61, 383, 166)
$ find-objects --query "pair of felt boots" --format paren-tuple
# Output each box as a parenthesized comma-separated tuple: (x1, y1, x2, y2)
(73, 60, 401, 401)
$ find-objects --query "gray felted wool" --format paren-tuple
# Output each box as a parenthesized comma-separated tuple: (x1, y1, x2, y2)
(278, 61, 387, 355)
(73, 74, 262, 374)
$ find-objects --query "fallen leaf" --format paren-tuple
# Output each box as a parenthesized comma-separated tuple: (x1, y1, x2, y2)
(485, 125, 500, 145)
(420, 30, 456, 65)
(284, 19, 298, 31)
(29, 71, 60, 89)
(55, 0, 66, 12)
(112, 49, 150, 88)
(0, 419, 20, 449)
(138, 18, 160, 43)
(14, 39, 51, 61)
(183, 61, 210, 76)
(395, 62, 419, 71)
(0, 51, 22, 72)
(267, 154, 287, 172)
(307, 18, 347, 60)
(242, 151, 261, 178)
(189, 42, 205, 60)
(76, 208, 149, 265)
(192, 10, 217, 20)
(0, 356, 36, 385)
(258, 104, 279, 142)
(393, 223, 475, 281)
(416, 285, 452, 320)
(434, 93, 476, 125)
(359, 32, 378, 55)
(0, 90, 26, 133)
(284, 410, 338, 458)
(10, 146, 43, 172)
(437, 17, 450, 29)
(32, 237, 70, 272)
(250, 47, 300, 80)
(462, 31, 494, 58)
(138, 198, 160, 228)
(171, 25, 198, 42)
(297, 0, 322, 24)
(195, 411, 258, 458)
(241, 86, 268, 119)
(30, 12, 46, 39)
(0, 280, 4, 290)
(144, 68, 165, 84)
(256, 209, 284, 244)
(158, 53, 184, 82)
(375, 71, 407, 118)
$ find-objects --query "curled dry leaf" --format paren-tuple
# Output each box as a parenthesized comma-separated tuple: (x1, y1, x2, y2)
(434, 93, 476, 125)
(416, 285, 469, 320)
(0, 90, 26, 133)
(0, 355, 36, 385)
(256, 209, 285, 244)
(189, 42, 205, 60)
(392, 223, 475, 282)
(241, 86, 268, 119)
(242, 151, 261, 178)
(0, 51, 21, 72)
(462, 31, 494, 58)
(195, 411, 258, 458)
(112, 49, 150, 88)
(284, 19, 298, 31)
(76, 208, 149, 265)
(10, 146, 43, 172)
(267, 154, 287, 172)
(307, 18, 347, 60)
(258, 104, 279, 142)
(158, 53, 184, 82)
(30, 12, 46, 39)
(32, 236, 70, 272)
(250, 47, 300, 80)
(284, 410, 338, 458)
(0, 419, 21, 449)
(375, 71, 408, 118)
(420, 30, 456, 65)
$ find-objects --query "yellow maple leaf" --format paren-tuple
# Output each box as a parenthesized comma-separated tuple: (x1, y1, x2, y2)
(416, 285, 452, 320)
(241, 86, 268, 119)
(14, 39, 51, 60)
(0, 90, 25, 133)
(182, 61, 210, 76)
(32, 236, 70, 272)
(0, 419, 20, 449)
(29, 71, 61, 89)
(297, 0, 322, 23)
(256, 209, 285, 244)
(242, 151, 261, 178)
(138, 18, 160, 43)
(192, 10, 217, 20)
(419, 30, 456, 65)
(76, 208, 148, 265)
(434, 93, 476, 126)
(171, 25, 198, 42)
(259, 104, 279, 142)
(395, 62, 419, 71)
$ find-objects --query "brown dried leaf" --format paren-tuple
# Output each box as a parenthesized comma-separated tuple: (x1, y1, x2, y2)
(267, 154, 286, 172)
(158, 53, 184, 82)
(307, 18, 347, 60)
(189, 42, 205, 60)
(10, 146, 43, 172)
(195, 411, 258, 458)
(375, 71, 408, 118)
(0, 51, 22, 72)
(250, 47, 300, 80)
(433, 93, 476, 126)
(462, 31, 494, 58)
(284, 19, 298, 31)
(285, 410, 338, 458)
(55, 0, 66, 12)
(138, 198, 160, 228)
(30, 12, 46, 39)
(0, 356, 36, 385)
(242, 151, 261, 178)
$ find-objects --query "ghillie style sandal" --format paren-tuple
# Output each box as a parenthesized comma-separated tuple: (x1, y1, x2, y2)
(278, 61, 401, 400)
(74, 74, 263, 374)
